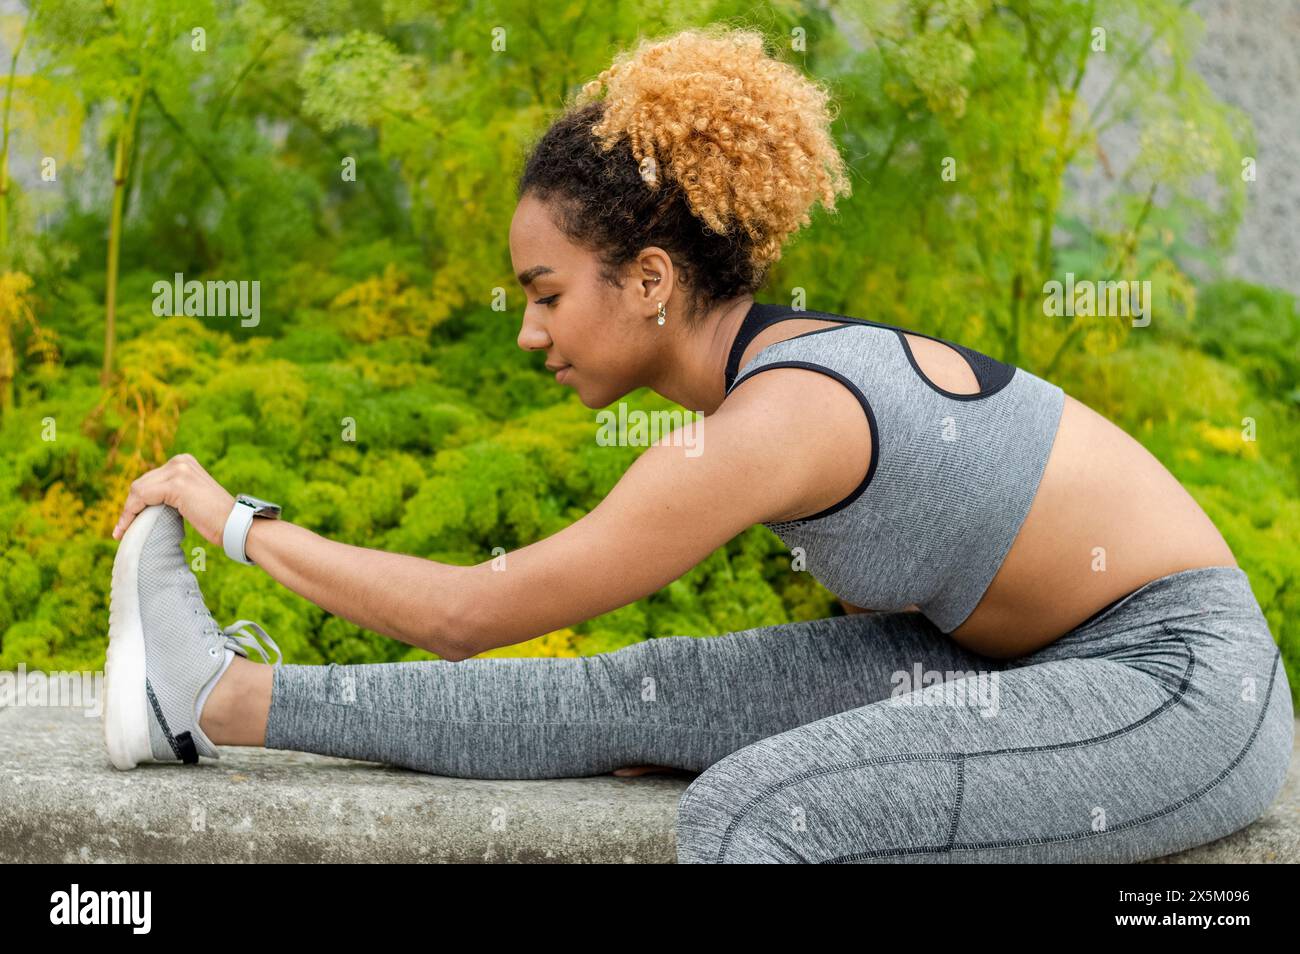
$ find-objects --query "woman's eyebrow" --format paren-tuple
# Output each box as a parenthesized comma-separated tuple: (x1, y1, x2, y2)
(517, 265, 556, 287)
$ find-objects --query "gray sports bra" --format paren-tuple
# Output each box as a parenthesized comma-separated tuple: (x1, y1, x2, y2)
(724, 301, 1065, 634)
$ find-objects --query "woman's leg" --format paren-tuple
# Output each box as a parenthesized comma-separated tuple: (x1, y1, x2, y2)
(200, 656, 274, 747)
(252, 610, 1011, 779)
(675, 566, 1295, 863)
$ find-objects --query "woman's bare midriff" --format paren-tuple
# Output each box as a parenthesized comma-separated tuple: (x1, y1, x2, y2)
(731, 317, 1238, 659)
(946, 392, 1237, 658)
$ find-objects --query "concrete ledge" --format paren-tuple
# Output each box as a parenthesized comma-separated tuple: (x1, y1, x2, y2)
(0, 702, 682, 863)
(1, 702, 1295, 863)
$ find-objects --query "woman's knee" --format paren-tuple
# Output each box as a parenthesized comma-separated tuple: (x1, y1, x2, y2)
(675, 746, 801, 864)
(674, 733, 960, 863)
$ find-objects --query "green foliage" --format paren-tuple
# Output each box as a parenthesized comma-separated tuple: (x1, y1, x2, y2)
(298, 31, 421, 132)
(1191, 280, 1300, 405)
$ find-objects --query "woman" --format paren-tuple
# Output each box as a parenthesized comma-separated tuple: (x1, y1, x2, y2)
(103, 27, 1292, 863)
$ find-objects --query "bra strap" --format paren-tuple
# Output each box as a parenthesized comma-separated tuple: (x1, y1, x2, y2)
(724, 302, 800, 393)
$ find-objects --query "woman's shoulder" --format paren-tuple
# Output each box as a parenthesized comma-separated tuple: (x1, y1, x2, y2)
(720, 357, 877, 524)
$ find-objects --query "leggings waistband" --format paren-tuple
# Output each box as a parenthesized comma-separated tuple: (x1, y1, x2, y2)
(1008, 564, 1274, 669)
(1068, 565, 1261, 638)
(1073, 589, 1129, 630)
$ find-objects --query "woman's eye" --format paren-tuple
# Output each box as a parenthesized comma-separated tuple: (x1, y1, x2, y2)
(535, 295, 558, 307)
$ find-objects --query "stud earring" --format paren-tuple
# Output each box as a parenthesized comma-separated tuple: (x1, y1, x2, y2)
(656, 301, 666, 326)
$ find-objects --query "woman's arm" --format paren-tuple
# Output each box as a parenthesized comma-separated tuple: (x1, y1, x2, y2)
(110, 369, 853, 661)
(238, 405, 789, 656)
(238, 377, 809, 655)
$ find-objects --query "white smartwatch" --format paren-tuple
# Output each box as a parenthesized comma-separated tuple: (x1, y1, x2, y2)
(223, 494, 282, 565)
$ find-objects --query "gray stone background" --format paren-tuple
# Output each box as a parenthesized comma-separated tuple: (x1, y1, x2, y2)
(1071, 0, 1300, 295)
(834, 0, 1299, 298)
(1188, 0, 1300, 294)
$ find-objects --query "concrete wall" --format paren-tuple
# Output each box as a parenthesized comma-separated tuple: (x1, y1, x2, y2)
(1069, 0, 1300, 295)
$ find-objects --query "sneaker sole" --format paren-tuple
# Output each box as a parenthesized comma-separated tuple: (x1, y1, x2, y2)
(103, 504, 166, 770)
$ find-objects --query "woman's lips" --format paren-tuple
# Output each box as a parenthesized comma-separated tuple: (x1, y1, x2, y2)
(555, 365, 572, 383)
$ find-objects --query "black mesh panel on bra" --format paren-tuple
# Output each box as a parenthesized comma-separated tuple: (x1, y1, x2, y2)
(951, 343, 1017, 394)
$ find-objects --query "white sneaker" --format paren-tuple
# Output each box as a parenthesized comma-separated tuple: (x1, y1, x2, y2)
(103, 504, 281, 769)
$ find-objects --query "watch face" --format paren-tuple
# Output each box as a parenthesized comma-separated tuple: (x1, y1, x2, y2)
(237, 494, 281, 517)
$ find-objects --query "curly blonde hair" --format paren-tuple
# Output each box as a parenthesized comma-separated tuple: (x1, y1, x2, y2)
(518, 25, 851, 327)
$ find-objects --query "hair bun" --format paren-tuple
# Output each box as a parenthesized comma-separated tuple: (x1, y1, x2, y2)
(573, 26, 851, 271)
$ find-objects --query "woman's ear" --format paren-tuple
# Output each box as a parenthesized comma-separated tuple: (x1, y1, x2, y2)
(635, 247, 674, 305)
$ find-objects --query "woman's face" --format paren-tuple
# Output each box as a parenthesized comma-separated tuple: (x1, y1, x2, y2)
(509, 192, 658, 408)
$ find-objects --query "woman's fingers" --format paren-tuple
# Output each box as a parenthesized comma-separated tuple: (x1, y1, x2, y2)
(110, 454, 236, 546)
(612, 765, 677, 777)
(111, 454, 197, 540)
(112, 469, 170, 540)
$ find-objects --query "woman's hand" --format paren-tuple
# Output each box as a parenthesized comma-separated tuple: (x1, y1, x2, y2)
(611, 764, 680, 777)
(110, 453, 236, 548)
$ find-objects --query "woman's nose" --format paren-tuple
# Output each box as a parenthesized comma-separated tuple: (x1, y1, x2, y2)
(516, 316, 550, 352)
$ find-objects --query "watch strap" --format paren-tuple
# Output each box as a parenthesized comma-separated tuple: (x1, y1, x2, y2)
(223, 499, 257, 565)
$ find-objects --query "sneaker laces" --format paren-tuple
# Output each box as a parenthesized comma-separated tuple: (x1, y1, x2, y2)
(180, 577, 282, 667)
(222, 620, 283, 667)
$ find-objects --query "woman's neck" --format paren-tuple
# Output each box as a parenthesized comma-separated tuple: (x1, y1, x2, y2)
(645, 295, 756, 415)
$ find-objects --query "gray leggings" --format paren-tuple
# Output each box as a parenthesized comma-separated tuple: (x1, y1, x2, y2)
(264, 565, 1294, 863)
